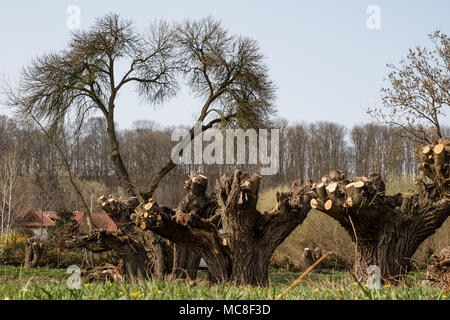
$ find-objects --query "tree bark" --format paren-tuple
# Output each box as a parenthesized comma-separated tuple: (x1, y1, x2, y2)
(24, 239, 45, 268)
(130, 170, 312, 286)
(106, 113, 137, 197)
(424, 246, 450, 286)
(309, 139, 450, 283)
(169, 172, 215, 280)
(67, 196, 171, 281)
(81, 261, 126, 283)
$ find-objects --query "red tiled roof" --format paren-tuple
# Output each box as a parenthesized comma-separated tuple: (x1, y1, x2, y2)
(13, 210, 116, 232)
(14, 210, 56, 228)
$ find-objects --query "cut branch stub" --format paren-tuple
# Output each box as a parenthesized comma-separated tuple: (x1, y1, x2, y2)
(217, 171, 262, 212)
(185, 171, 208, 195)
(310, 198, 324, 210)
(309, 171, 386, 223)
(419, 138, 450, 197)
(97, 195, 137, 225)
(315, 183, 328, 202)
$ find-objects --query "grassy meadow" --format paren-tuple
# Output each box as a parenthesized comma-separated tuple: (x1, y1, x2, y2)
(0, 266, 448, 300)
(0, 177, 448, 300)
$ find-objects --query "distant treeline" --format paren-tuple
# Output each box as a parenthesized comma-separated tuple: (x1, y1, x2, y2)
(1, 115, 447, 210)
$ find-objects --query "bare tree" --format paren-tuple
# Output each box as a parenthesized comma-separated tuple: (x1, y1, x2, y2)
(137, 17, 277, 280)
(0, 147, 20, 256)
(368, 30, 449, 144)
(142, 16, 276, 200)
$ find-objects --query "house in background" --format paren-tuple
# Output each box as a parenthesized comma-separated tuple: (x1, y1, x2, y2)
(14, 210, 117, 239)
(14, 210, 56, 239)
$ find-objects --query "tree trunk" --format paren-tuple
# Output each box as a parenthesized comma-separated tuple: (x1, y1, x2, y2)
(171, 246, 201, 280)
(310, 139, 450, 283)
(131, 170, 312, 286)
(67, 196, 171, 281)
(106, 115, 137, 197)
(169, 172, 214, 280)
(24, 239, 45, 268)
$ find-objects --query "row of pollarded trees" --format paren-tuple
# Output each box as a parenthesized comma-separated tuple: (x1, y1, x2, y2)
(98, 138, 450, 285)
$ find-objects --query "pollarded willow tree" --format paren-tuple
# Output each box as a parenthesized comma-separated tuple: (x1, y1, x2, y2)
(309, 139, 450, 282)
(350, 30, 450, 282)
(140, 17, 277, 279)
(142, 16, 276, 199)
(100, 170, 313, 286)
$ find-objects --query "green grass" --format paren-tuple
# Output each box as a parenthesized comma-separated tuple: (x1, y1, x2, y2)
(0, 266, 448, 300)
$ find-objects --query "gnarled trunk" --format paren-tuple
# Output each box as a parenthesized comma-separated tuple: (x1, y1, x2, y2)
(309, 139, 450, 283)
(24, 239, 45, 268)
(129, 170, 312, 286)
(171, 247, 202, 280)
(67, 196, 171, 281)
(169, 172, 214, 280)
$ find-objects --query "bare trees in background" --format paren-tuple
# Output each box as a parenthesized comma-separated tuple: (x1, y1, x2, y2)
(0, 145, 20, 255)
(0, 114, 433, 212)
(350, 124, 417, 179)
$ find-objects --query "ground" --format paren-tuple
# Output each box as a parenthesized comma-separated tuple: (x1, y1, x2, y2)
(0, 266, 448, 300)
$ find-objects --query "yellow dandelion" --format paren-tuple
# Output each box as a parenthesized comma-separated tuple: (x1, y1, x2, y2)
(384, 284, 389, 288)
(131, 291, 142, 297)
(352, 282, 358, 286)
(443, 295, 448, 299)
(119, 291, 123, 295)
(314, 288, 319, 293)
(156, 290, 161, 294)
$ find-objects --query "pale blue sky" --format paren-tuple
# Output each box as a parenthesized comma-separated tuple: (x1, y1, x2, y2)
(1, 0, 449, 129)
